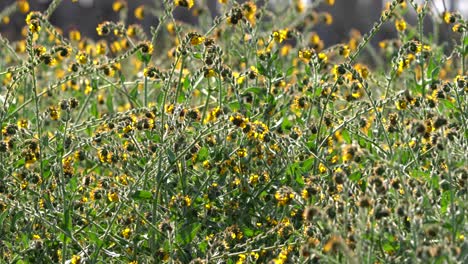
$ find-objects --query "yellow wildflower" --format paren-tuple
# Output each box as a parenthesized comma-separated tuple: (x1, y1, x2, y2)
(395, 19, 407, 32)
(17, 0, 30, 14)
(113, 0, 127, 12)
(134, 5, 145, 20)
(175, 0, 194, 9)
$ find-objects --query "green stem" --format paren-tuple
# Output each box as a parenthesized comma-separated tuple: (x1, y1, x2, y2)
(160, 55, 181, 141)
(0, 32, 20, 61)
(31, 68, 44, 179)
(217, 76, 223, 109)
(418, 14, 426, 98)
(44, 0, 63, 19)
(201, 79, 212, 123)
(348, 0, 399, 64)
(144, 62, 149, 107)
(58, 111, 70, 264)
(174, 56, 186, 104)
(462, 31, 466, 76)
(306, 58, 319, 127)
(76, 90, 93, 123)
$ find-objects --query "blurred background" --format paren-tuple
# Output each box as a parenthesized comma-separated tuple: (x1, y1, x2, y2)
(0, 0, 466, 46)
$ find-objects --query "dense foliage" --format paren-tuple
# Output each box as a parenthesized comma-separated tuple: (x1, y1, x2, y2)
(0, 0, 466, 263)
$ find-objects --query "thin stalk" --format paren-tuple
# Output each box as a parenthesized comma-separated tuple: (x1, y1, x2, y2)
(31, 68, 44, 179)
(160, 55, 181, 141)
(174, 56, 186, 104)
(359, 79, 394, 157)
(348, 0, 400, 64)
(25, 26, 45, 179)
(313, 79, 339, 170)
(462, 31, 466, 76)
(76, 90, 94, 123)
(0, 32, 20, 61)
(201, 78, 213, 123)
(217, 76, 223, 109)
(306, 58, 319, 127)
(149, 157, 163, 255)
(454, 84, 467, 130)
(44, 0, 63, 19)
(58, 111, 70, 264)
(144, 61, 149, 107)
(160, 88, 168, 140)
(418, 3, 428, 98)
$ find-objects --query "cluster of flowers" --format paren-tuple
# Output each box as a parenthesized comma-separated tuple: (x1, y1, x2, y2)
(0, 0, 466, 263)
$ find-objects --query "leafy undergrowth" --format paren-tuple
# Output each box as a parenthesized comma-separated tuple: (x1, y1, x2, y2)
(0, 0, 466, 263)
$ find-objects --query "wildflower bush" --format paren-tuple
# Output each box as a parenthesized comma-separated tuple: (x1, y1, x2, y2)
(0, 0, 466, 263)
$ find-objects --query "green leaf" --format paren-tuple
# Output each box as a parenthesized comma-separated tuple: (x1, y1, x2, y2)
(440, 99, 455, 110)
(281, 118, 293, 131)
(305, 65, 312, 76)
(21, 233, 29, 248)
(286, 162, 300, 176)
(429, 65, 440, 80)
(41, 159, 49, 168)
(314, 86, 323, 97)
(349, 171, 362, 182)
(149, 132, 160, 143)
(192, 52, 203, 59)
(106, 95, 114, 113)
(242, 227, 255, 238)
(341, 130, 351, 144)
(306, 140, 315, 150)
(41, 135, 49, 148)
(11, 211, 24, 232)
(136, 51, 151, 63)
(382, 242, 397, 253)
(42, 169, 51, 181)
(90, 101, 98, 118)
(286, 162, 306, 186)
(58, 233, 71, 244)
(167, 149, 176, 163)
(243, 87, 265, 96)
(400, 150, 409, 164)
(88, 231, 103, 247)
(177, 93, 186, 103)
(176, 222, 201, 246)
(67, 176, 78, 192)
(359, 179, 367, 192)
(198, 240, 208, 253)
(156, 91, 164, 105)
(64, 209, 72, 232)
(286, 66, 295, 76)
(295, 174, 305, 186)
(229, 102, 240, 111)
(183, 77, 191, 89)
(440, 191, 452, 214)
(132, 190, 153, 200)
(302, 158, 314, 171)
(430, 175, 440, 189)
(0, 210, 7, 226)
(358, 137, 367, 149)
(130, 84, 139, 99)
(91, 78, 99, 91)
(256, 63, 267, 76)
(410, 169, 430, 179)
(197, 147, 209, 162)
(270, 49, 279, 61)
(15, 158, 25, 168)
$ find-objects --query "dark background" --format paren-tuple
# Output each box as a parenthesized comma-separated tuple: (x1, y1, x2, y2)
(0, 0, 463, 47)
